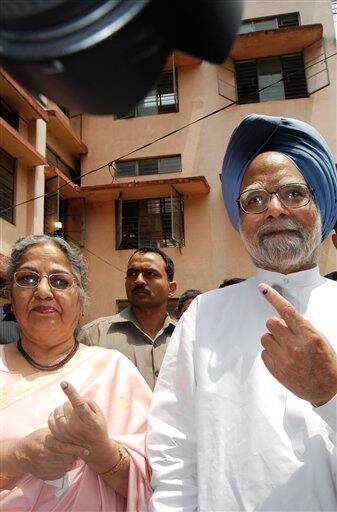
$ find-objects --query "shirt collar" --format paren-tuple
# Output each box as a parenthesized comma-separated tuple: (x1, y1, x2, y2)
(110, 305, 176, 329)
(253, 266, 321, 288)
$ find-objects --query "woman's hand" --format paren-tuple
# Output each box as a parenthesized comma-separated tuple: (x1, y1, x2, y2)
(48, 382, 120, 474)
(13, 428, 85, 481)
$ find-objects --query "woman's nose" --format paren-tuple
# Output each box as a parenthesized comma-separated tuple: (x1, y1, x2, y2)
(34, 276, 53, 298)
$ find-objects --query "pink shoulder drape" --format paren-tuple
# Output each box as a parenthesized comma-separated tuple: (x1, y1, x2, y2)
(0, 345, 152, 511)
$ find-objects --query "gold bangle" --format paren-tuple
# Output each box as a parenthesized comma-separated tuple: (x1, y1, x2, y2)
(98, 445, 128, 477)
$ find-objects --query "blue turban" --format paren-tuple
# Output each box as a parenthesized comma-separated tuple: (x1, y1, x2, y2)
(221, 114, 337, 240)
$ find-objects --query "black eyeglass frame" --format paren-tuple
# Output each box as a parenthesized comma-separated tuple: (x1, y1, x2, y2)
(13, 270, 77, 291)
(236, 183, 314, 215)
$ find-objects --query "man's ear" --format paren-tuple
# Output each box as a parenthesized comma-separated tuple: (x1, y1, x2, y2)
(332, 232, 337, 250)
(168, 281, 177, 297)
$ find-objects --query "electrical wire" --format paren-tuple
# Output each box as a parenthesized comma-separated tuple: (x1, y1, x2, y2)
(1, 49, 336, 220)
(1, 49, 336, 274)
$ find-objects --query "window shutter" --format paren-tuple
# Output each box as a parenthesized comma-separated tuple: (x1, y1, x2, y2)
(157, 69, 178, 113)
(281, 53, 308, 99)
(277, 13, 299, 28)
(116, 193, 123, 249)
(44, 176, 62, 236)
(119, 199, 139, 249)
(218, 57, 237, 102)
(235, 60, 259, 104)
(63, 198, 86, 247)
(0, 98, 19, 131)
(303, 40, 330, 96)
(170, 187, 184, 247)
(0, 148, 15, 223)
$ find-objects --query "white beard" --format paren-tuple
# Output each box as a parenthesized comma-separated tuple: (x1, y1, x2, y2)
(240, 214, 322, 274)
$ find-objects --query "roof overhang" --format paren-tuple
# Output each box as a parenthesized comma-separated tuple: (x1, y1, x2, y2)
(0, 68, 48, 122)
(0, 117, 46, 166)
(230, 23, 323, 60)
(164, 50, 202, 69)
(44, 165, 81, 199)
(81, 175, 210, 202)
(47, 110, 88, 156)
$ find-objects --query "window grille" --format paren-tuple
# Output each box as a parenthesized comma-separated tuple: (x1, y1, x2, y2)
(281, 54, 308, 99)
(0, 148, 15, 224)
(238, 13, 299, 34)
(235, 53, 308, 104)
(46, 147, 80, 182)
(115, 69, 178, 118)
(44, 177, 86, 246)
(116, 194, 184, 249)
(116, 155, 181, 178)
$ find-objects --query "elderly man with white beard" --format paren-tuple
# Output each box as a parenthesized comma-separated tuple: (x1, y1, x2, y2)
(147, 114, 337, 512)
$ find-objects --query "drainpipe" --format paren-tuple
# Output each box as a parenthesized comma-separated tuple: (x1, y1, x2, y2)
(32, 118, 47, 234)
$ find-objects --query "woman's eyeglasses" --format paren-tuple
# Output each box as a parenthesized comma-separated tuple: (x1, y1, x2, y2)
(237, 183, 312, 215)
(14, 271, 77, 291)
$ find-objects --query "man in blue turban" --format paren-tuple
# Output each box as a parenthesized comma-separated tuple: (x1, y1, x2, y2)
(148, 114, 337, 512)
(222, 114, 337, 240)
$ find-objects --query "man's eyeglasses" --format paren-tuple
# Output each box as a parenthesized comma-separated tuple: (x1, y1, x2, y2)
(14, 271, 77, 291)
(237, 183, 312, 215)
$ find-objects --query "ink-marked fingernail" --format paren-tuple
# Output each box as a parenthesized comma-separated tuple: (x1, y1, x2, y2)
(258, 284, 269, 295)
(61, 381, 68, 390)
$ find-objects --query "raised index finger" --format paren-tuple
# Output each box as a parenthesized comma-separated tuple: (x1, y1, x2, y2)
(258, 283, 306, 334)
(60, 381, 91, 421)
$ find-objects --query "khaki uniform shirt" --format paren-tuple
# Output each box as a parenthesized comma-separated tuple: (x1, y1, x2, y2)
(78, 306, 176, 389)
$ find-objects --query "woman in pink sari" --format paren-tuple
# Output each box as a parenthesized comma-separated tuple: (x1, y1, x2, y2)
(0, 235, 152, 511)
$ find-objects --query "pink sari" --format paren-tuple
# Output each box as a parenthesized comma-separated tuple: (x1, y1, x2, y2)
(0, 345, 152, 511)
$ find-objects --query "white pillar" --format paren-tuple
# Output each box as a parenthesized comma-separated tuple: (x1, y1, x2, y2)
(32, 118, 47, 234)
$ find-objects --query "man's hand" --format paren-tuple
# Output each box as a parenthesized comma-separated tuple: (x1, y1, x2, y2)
(258, 283, 337, 406)
(15, 428, 84, 481)
(48, 382, 120, 474)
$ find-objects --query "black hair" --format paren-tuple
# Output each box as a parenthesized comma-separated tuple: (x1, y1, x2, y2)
(219, 277, 245, 288)
(324, 271, 337, 281)
(177, 289, 202, 311)
(128, 247, 174, 281)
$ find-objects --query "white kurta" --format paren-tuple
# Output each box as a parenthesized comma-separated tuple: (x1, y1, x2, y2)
(148, 267, 337, 511)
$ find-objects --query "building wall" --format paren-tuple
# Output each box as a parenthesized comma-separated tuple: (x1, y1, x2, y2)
(79, 0, 337, 323)
(0, 117, 37, 264)
(1, 1, 336, 318)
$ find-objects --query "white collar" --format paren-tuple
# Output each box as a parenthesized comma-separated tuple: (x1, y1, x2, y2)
(253, 266, 321, 288)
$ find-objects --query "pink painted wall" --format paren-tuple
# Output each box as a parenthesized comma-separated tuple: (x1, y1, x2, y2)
(75, 0, 337, 322)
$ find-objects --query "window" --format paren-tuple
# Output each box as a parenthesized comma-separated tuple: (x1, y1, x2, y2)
(235, 53, 308, 104)
(44, 177, 86, 247)
(0, 148, 15, 224)
(238, 13, 300, 34)
(115, 69, 178, 118)
(116, 155, 181, 178)
(46, 147, 80, 182)
(0, 98, 19, 130)
(116, 194, 184, 249)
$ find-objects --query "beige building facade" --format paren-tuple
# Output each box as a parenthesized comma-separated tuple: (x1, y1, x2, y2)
(1, 0, 336, 323)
